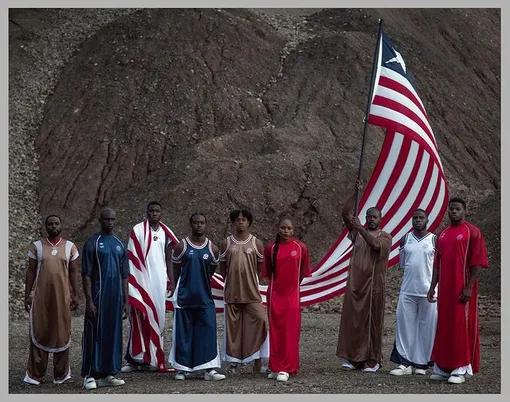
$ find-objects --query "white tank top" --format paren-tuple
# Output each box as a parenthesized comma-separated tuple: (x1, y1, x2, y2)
(399, 232, 436, 297)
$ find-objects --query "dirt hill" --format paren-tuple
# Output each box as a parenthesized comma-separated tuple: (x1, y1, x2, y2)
(8, 8, 500, 319)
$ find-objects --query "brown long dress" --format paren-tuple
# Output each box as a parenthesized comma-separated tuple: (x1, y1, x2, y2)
(336, 229, 392, 365)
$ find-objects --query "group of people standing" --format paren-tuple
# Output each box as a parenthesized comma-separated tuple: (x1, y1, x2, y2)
(21, 183, 488, 390)
(22, 202, 311, 389)
(337, 183, 488, 386)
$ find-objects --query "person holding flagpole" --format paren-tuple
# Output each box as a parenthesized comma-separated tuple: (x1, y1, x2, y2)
(336, 181, 392, 372)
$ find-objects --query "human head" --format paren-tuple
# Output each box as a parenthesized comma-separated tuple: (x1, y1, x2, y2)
(366, 207, 382, 230)
(277, 216, 294, 241)
(99, 207, 116, 234)
(146, 201, 162, 225)
(230, 209, 253, 233)
(189, 213, 206, 237)
(412, 209, 429, 232)
(45, 214, 62, 238)
(448, 197, 466, 224)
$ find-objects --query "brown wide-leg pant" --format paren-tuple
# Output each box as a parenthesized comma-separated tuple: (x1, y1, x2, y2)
(225, 303, 268, 361)
(27, 341, 70, 382)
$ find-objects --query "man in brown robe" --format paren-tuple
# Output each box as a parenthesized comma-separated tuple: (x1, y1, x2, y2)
(219, 209, 269, 373)
(23, 215, 80, 385)
(336, 184, 392, 372)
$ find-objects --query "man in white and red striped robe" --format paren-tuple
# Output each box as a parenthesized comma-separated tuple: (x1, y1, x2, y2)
(122, 201, 179, 373)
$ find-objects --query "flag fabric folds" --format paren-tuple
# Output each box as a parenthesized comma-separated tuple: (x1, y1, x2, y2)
(167, 29, 449, 312)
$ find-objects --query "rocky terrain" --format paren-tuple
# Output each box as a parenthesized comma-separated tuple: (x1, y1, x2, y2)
(8, 8, 500, 394)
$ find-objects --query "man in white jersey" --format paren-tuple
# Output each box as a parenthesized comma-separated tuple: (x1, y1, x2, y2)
(122, 201, 179, 373)
(389, 209, 437, 376)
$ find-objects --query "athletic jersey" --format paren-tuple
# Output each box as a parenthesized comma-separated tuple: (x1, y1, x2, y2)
(399, 232, 436, 297)
(220, 234, 264, 304)
(172, 237, 218, 309)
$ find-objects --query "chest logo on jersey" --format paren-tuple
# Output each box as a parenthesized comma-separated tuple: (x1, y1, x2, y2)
(246, 248, 253, 254)
(291, 250, 298, 257)
(51, 249, 58, 256)
(153, 235, 158, 241)
(99, 243, 104, 248)
(456, 234, 464, 240)
(116, 245, 122, 252)
(203, 254, 209, 260)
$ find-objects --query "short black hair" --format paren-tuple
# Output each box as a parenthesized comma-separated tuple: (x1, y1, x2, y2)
(413, 208, 429, 217)
(229, 209, 253, 225)
(45, 214, 61, 225)
(99, 207, 115, 218)
(189, 212, 206, 223)
(366, 207, 382, 218)
(449, 197, 466, 209)
(147, 201, 162, 211)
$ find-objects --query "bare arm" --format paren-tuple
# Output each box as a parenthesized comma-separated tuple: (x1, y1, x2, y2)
(69, 258, 80, 310)
(350, 216, 382, 253)
(209, 242, 220, 278)
(24, 258, 37, 312)
(342, 180, 364, 231)
(459, 265, 482, 303)
(219, 239, 227, 278)
(255, 238, 264, 282)
(82, 275, 96, 319)
(427, 247, 440, 303)
(172, 242, 184, 285)
(165, 245, 175, 295)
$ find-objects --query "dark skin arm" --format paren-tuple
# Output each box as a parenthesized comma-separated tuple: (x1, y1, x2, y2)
(427, 267, 439, 303)
(255, 238, 264, 282)
(122, 277, 128, 319)
(69, 258, 79, 310)
(209, 242, 220, 279)
(172, 242, 184, 286)
(24, 258, 37, 313)
(219, 239, 228, 279)
(82, 275, 97, 320)
(459, 265, 482, 303)
(349, 216, 382, 253)
(165, 244, 175, 297)
(342, 180, 364, 231)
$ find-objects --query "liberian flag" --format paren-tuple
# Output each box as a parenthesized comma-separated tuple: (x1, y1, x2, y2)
(167, 27, 449, 311)
(128, 220, 179, 369)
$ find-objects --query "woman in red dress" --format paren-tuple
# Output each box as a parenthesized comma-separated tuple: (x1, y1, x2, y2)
(263, 216, 310, 382)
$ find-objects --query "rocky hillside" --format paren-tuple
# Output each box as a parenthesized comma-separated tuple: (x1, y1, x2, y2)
(9, 8, 500, 318)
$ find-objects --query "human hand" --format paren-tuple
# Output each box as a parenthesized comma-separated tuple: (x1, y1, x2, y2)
(70, 297, 79, 311)
(85, 300, 97, 320)
(427, 288, 436, 303)
(459, 287, 472, 304)
(24, 296, 32, 313)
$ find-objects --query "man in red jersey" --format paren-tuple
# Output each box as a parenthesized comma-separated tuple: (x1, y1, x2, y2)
(427, 197, 489, 384)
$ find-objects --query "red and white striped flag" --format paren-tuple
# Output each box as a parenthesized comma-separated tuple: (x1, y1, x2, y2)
(168, 29, 449, 311)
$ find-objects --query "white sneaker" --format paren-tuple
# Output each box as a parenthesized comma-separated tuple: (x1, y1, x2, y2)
(121, 363, 137, 373)
(268, 372, 278, 379)
(362, 363, 380, 373)
(390, 365, 412, 376)
(83, 376, 97, 390)
(204, 370, 226, 381)
(341, 360, 356, 370)
(414, 368, 427, 375)
(97, 375, 125, 387)
(175, 371, 186, 381)
(430, 373, 449, 381)
(448, 374, 465, 384)
(53, 372, 71, 384)
(23, 373, 40, 386)
(276, 371, 290, 382)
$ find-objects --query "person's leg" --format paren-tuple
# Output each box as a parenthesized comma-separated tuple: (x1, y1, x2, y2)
(53, 348, 71, 383)
(25, 341, 49, 384)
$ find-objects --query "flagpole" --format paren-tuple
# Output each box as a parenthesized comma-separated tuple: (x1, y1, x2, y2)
(354, 18, 384, 216)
